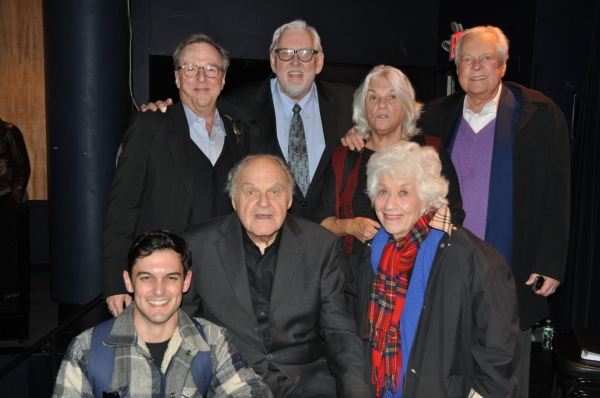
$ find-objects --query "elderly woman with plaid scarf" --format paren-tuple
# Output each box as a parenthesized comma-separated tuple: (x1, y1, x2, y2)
(345, 141, 520, 398)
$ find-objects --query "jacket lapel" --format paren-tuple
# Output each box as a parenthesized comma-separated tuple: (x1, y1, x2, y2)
(307, 80, 339, 198)
(254, 78, 284, 157)
(168, 102, 193, 205)
(215, 214, 257, 324)
(269, 216, 302, 316)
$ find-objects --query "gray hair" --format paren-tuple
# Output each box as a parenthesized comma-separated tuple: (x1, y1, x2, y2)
(226, 154, 296, 198)
(454, 25, 509, 67)
(366, 141, 448, 209)
(269, 20, 323, 53)
(173, 33, 231, 72)
(352, 65, 423, 141)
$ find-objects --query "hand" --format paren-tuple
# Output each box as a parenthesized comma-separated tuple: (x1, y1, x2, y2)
(526, 273, 560, 297)
(140, 98, 173, 113)
(341, 127, 366, 151)
(106, 294, 132, 317)
(346, 217, 381, 243)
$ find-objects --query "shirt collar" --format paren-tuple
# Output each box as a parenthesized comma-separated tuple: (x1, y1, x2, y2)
(429, 203, 453, 235)
(463, 83, 503, 116)
(272, 78, 316, 116)
(182, 103, 222, 130)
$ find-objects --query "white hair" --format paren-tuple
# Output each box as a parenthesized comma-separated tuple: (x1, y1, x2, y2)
(352, 65, 422, 141)
(454, 25, 509, 67)
(269, 20, 323, 53)
(366, 141, 448, 209)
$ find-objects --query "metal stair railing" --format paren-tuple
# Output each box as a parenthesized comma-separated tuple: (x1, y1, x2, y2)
(0, 294, 105, 380)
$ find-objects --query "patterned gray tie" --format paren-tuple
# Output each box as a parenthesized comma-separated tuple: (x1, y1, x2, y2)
(288, 104, 310, 196)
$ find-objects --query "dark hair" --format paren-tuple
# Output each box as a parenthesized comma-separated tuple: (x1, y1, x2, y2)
(127, 230, 191, 274)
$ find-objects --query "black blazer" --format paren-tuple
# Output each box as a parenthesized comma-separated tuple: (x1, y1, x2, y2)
(418, 82, 570, 329)
(218, 77, 355, 221)
(182, 213, 370, 397)
(102, 102, 248, 297)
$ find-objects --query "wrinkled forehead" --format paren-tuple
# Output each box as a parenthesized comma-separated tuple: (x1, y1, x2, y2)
(461, 32, 499, 54)
(237, 158, 289, 187)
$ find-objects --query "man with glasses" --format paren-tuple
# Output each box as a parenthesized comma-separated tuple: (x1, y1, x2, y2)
(102, 33, 249, 317)
(218, 20, 355, 220)
(143, 20, 355, 221)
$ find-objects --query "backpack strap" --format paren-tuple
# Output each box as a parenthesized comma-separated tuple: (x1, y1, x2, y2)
(189, 318, 213, 395)
(87, 317, 117, 398)
(87, 316, 213, 397)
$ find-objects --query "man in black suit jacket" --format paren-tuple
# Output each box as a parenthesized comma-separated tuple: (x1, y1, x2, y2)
(217, 20, 355, 221)
(182, 154, 370, 397)
(103, 33, 248, 316)
(418, 26, 569, 397)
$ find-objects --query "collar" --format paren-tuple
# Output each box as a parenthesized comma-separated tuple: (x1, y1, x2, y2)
(103, 305, 210, 352)
(429, 203, 453, 235)
(271, 77, 316, 116)
(463, 83, 503, 116)
(242, 220, 284, 252)
(182, 103, 223, 130)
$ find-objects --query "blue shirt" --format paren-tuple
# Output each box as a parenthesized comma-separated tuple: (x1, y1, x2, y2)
(271, 78, 325, 181)
(183, 104, 226, 165)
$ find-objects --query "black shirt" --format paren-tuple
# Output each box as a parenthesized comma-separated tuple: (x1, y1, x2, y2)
(146, 338, 171, 371)
(244, 225, 282, 350)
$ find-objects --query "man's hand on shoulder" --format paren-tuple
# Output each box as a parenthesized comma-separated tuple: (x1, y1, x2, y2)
(340, 127, 366, 151)
(140, 98, 173, 113)
(106, 294, 132, 317)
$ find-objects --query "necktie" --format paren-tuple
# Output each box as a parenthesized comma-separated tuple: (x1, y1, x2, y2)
(288, 104, 310, 196)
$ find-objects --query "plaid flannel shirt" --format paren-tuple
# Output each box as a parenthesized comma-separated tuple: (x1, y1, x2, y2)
(53, 305, 272, 398)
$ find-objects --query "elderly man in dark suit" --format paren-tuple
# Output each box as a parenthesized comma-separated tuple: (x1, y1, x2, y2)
(103, 33, 248, 316)
(144, 20, 355, 221)
(182, 154, 370, 397)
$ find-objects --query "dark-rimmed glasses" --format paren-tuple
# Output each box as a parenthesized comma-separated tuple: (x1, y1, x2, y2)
(273, 48, 319, 62)
(176, 64, 223, 78)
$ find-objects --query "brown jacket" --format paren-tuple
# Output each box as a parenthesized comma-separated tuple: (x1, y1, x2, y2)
(0, 118, 30, 203)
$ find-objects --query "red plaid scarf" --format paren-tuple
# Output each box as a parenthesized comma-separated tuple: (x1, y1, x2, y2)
(365, 210, 434, 397)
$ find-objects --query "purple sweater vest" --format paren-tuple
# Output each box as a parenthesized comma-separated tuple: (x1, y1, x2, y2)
(451, 116, 496, 239)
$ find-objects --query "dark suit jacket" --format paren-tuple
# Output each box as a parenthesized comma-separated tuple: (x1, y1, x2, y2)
(182, 213, 370, 397)
(102, 102, 248, 297)
(418, 82, 570, 329)
(218, 77, 355, 221)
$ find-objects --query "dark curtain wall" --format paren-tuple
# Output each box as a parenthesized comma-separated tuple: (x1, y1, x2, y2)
(435, 0, 538, 91)
(549, 1, 600, 333)
(131, 0, 440, 105)
(533, 0, 596, 132)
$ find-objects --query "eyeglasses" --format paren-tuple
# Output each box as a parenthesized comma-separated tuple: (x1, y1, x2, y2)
(176, 64, 223, 78)
(273, 48, 319, 62)
(460, 54, 498, 65)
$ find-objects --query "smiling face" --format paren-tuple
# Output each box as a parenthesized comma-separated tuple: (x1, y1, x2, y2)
(374, 174, 428, 240)
(175, 42, 226, 118)
(365, 76, 406, 140)
(123, 249, 192, 341)
(457, 32, 506, 105)
(270, 29, 324, 101)
(232, 156, 293, 248)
